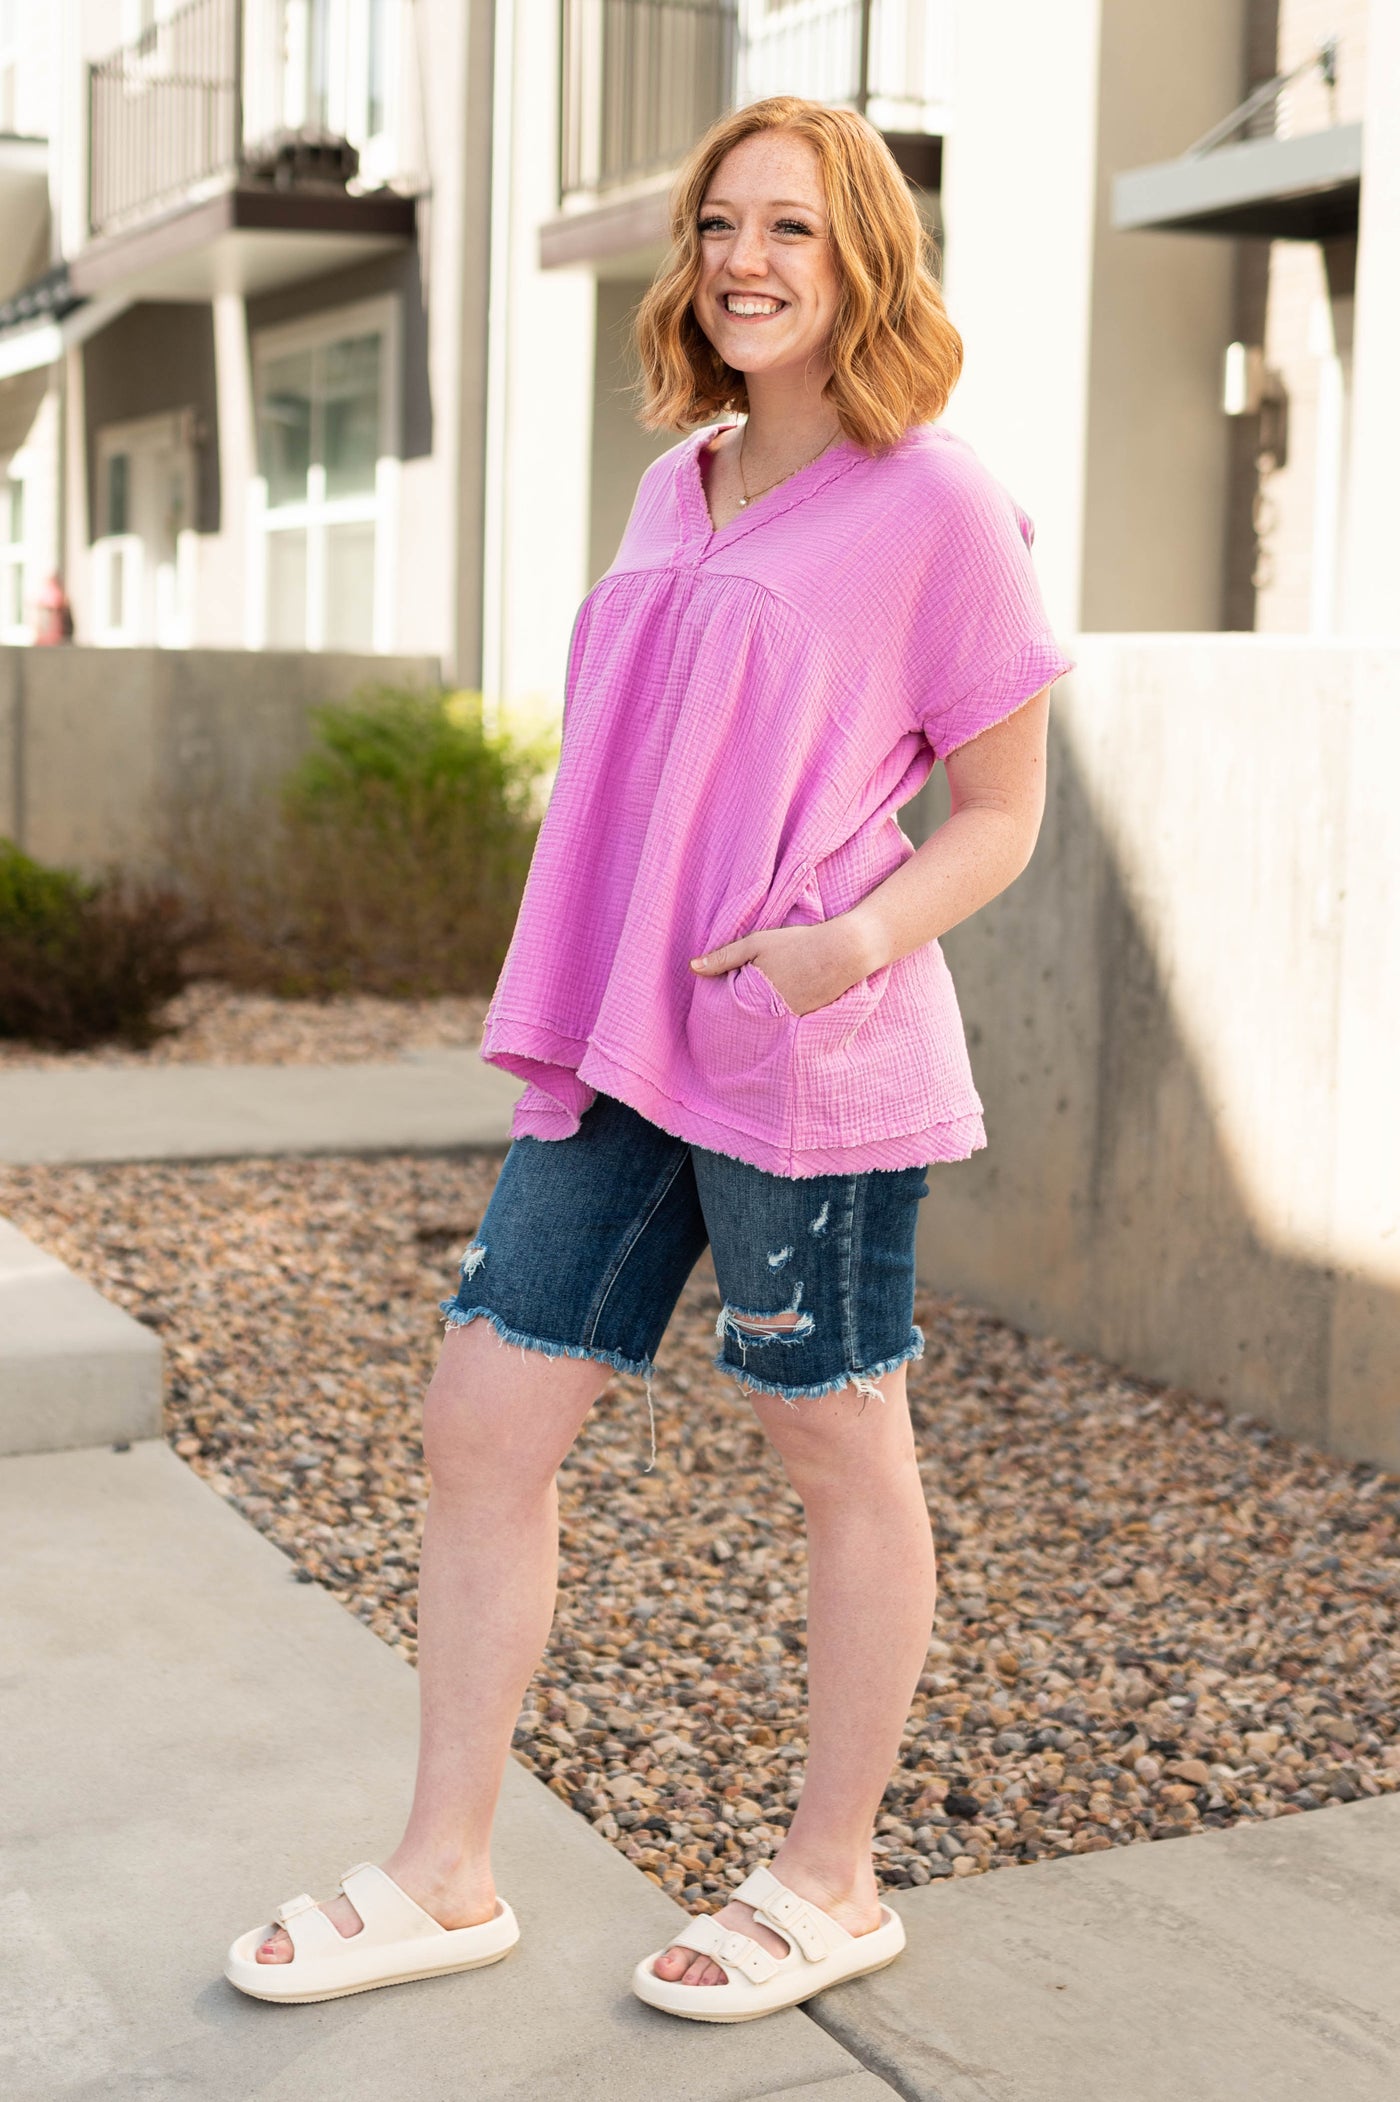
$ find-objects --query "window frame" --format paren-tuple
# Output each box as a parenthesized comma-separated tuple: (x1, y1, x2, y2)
(90, 408, 198, 648)
(248, 291, 402, 653)
(272, 0, 401, 180)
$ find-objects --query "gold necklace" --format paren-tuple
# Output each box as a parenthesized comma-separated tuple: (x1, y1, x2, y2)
(737, 423, 843, 507)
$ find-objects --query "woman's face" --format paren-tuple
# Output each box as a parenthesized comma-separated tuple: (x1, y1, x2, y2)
(693, 131, 841, 385)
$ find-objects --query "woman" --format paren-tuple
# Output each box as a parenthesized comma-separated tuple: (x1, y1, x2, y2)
(226, 95, 1073, 2020)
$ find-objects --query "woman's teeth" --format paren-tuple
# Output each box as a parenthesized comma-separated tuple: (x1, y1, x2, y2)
(724, 295, 785, 316)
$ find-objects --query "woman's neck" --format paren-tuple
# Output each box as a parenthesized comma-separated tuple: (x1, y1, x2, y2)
(738, 370, 841, 470)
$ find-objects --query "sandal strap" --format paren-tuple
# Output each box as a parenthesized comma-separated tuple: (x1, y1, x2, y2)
(336, 1862, 447, 1945)
(668, 1914, 782, 1985)
(731, 1864, 842, 1963)
(271, 1892, 345, 1961)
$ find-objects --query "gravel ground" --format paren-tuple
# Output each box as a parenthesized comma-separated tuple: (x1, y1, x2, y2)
(0, 981, 489, 1069)
(4, 1150, 1397, 1910)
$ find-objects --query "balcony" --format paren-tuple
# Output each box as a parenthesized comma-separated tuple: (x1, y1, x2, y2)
(558, 0, 950, 202)
(76, 0, 415, 302)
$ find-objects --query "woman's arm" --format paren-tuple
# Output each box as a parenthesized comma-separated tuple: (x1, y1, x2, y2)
(690, 685, 1052, 1015)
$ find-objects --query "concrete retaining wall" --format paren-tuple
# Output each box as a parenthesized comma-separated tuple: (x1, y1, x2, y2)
(920, 638, 1400, 1470)
(0, 646, 441, 877)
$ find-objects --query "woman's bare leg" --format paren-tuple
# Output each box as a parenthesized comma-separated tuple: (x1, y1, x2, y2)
(650, 1364, 937, 1984)
(257, 1322, 611, 1959)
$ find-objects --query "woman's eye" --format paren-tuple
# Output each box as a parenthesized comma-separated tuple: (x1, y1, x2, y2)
(776, 219, 814, 236)
(697, 216, 730, 234)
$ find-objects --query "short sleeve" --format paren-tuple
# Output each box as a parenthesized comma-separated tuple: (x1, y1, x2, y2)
(914, 446, 1075, 762)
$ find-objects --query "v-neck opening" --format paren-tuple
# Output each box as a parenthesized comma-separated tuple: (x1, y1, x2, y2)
(683, 420, 862, 550)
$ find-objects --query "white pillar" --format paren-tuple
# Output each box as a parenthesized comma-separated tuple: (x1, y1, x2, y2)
(212, 293, 256, 648)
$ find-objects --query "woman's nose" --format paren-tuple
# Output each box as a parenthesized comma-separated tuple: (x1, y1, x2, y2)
(728, 223, 771, 274)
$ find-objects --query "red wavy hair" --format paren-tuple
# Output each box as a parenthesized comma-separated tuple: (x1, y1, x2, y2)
(633, 96, 962, 454)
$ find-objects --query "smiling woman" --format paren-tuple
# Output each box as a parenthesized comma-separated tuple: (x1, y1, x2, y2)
(225, 95, 1074, 2035)
(635, 94, 963, 457)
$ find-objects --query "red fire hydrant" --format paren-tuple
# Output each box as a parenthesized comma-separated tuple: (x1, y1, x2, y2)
(32, 572, 75, 645)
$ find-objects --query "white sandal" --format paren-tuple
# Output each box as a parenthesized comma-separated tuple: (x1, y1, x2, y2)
(224, 1861, 520, 2004)
(631, 1862, 905, 2023)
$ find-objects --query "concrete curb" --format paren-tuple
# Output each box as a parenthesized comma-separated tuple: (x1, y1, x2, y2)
(0, 1217, 162, 1456)
(0, 1050, 523, 1165)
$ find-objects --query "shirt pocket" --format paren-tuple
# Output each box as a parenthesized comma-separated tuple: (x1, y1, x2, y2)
(685, 961, 797, 1142)
(790, 940, 981, 1150)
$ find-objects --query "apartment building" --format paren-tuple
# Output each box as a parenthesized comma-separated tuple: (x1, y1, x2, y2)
(0, 2, 1396, 688)
(0, 0, 493, 669)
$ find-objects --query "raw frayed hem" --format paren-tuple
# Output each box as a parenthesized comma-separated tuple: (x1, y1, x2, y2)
(711, 1327, 926, 1408)
(437, 1302, 662, 1471)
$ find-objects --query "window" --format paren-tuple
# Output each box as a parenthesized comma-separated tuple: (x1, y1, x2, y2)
(91, 412, 196, 646)
(1, 474, 27, 637)
(252, 297, 400, 652)
(276, 0, 398, 157)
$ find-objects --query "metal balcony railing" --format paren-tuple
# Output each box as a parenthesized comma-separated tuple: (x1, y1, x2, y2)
(559, 0, 951, 202)
(88, 0, 245, 238)
(560, 0, 739, 200)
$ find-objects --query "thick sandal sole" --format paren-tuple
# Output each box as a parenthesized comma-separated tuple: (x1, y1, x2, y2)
(632, 1942, 903, 2023)
(227, 1941, 516, 2005)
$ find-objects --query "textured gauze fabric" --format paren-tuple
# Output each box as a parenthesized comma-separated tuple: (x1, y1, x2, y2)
(481, 417, 1076, 1177)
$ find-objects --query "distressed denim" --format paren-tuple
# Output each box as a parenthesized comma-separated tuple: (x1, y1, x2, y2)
(440, 1092, 929, 1467)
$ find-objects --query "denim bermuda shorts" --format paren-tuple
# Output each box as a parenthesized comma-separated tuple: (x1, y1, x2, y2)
(440, 1093, 930, 1464)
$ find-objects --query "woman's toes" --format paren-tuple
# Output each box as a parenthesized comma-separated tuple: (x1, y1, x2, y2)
(651, 1943, 725, 1984)
(255, 1927, 292, 1964)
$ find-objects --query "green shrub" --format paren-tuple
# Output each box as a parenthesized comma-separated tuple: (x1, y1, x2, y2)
(0, 839, 195, 1048)
(192, 684, 552, 999)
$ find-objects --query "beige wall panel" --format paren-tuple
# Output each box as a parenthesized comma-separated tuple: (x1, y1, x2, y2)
(1080, 0, 1246, 631)
(588, 279, 676, 586)
(1343, 0, 1400, 633)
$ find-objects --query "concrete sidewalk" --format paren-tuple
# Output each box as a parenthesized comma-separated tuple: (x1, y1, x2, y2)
(812, 1790, 1400, 2101)
(0, 1440, 893, 2102)
(3, 1440, 1398, 2100)
(0, 1050, 522, 1165)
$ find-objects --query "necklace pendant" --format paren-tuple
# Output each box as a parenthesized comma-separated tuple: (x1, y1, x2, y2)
(738, 496, 748, 507)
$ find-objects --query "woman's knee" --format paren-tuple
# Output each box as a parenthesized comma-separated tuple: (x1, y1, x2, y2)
(756, 1378, 921, 1503)
(421, 1320, 608, 1492)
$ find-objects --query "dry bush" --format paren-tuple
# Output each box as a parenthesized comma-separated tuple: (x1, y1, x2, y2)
(0, 839, 197, 1049)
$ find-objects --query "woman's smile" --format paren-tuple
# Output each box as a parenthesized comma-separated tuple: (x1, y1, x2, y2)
(720, 292, 789, 318)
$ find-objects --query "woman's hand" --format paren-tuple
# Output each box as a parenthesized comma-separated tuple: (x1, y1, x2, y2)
(690, 913, 884, 1017)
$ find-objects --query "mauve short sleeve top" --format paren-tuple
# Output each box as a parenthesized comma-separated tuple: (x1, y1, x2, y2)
(480, 417, 1075, 1177)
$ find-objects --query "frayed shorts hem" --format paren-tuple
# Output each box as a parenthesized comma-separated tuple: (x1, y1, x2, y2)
(712, 1327, 926, 1406)
(438, 1301, 657, 1384)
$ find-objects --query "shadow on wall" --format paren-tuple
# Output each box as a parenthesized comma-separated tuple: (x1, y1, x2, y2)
(916, 640, 1399, 1472)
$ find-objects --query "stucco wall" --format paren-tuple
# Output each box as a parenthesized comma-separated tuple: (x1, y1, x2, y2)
(919, 637, 1400, 1469)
